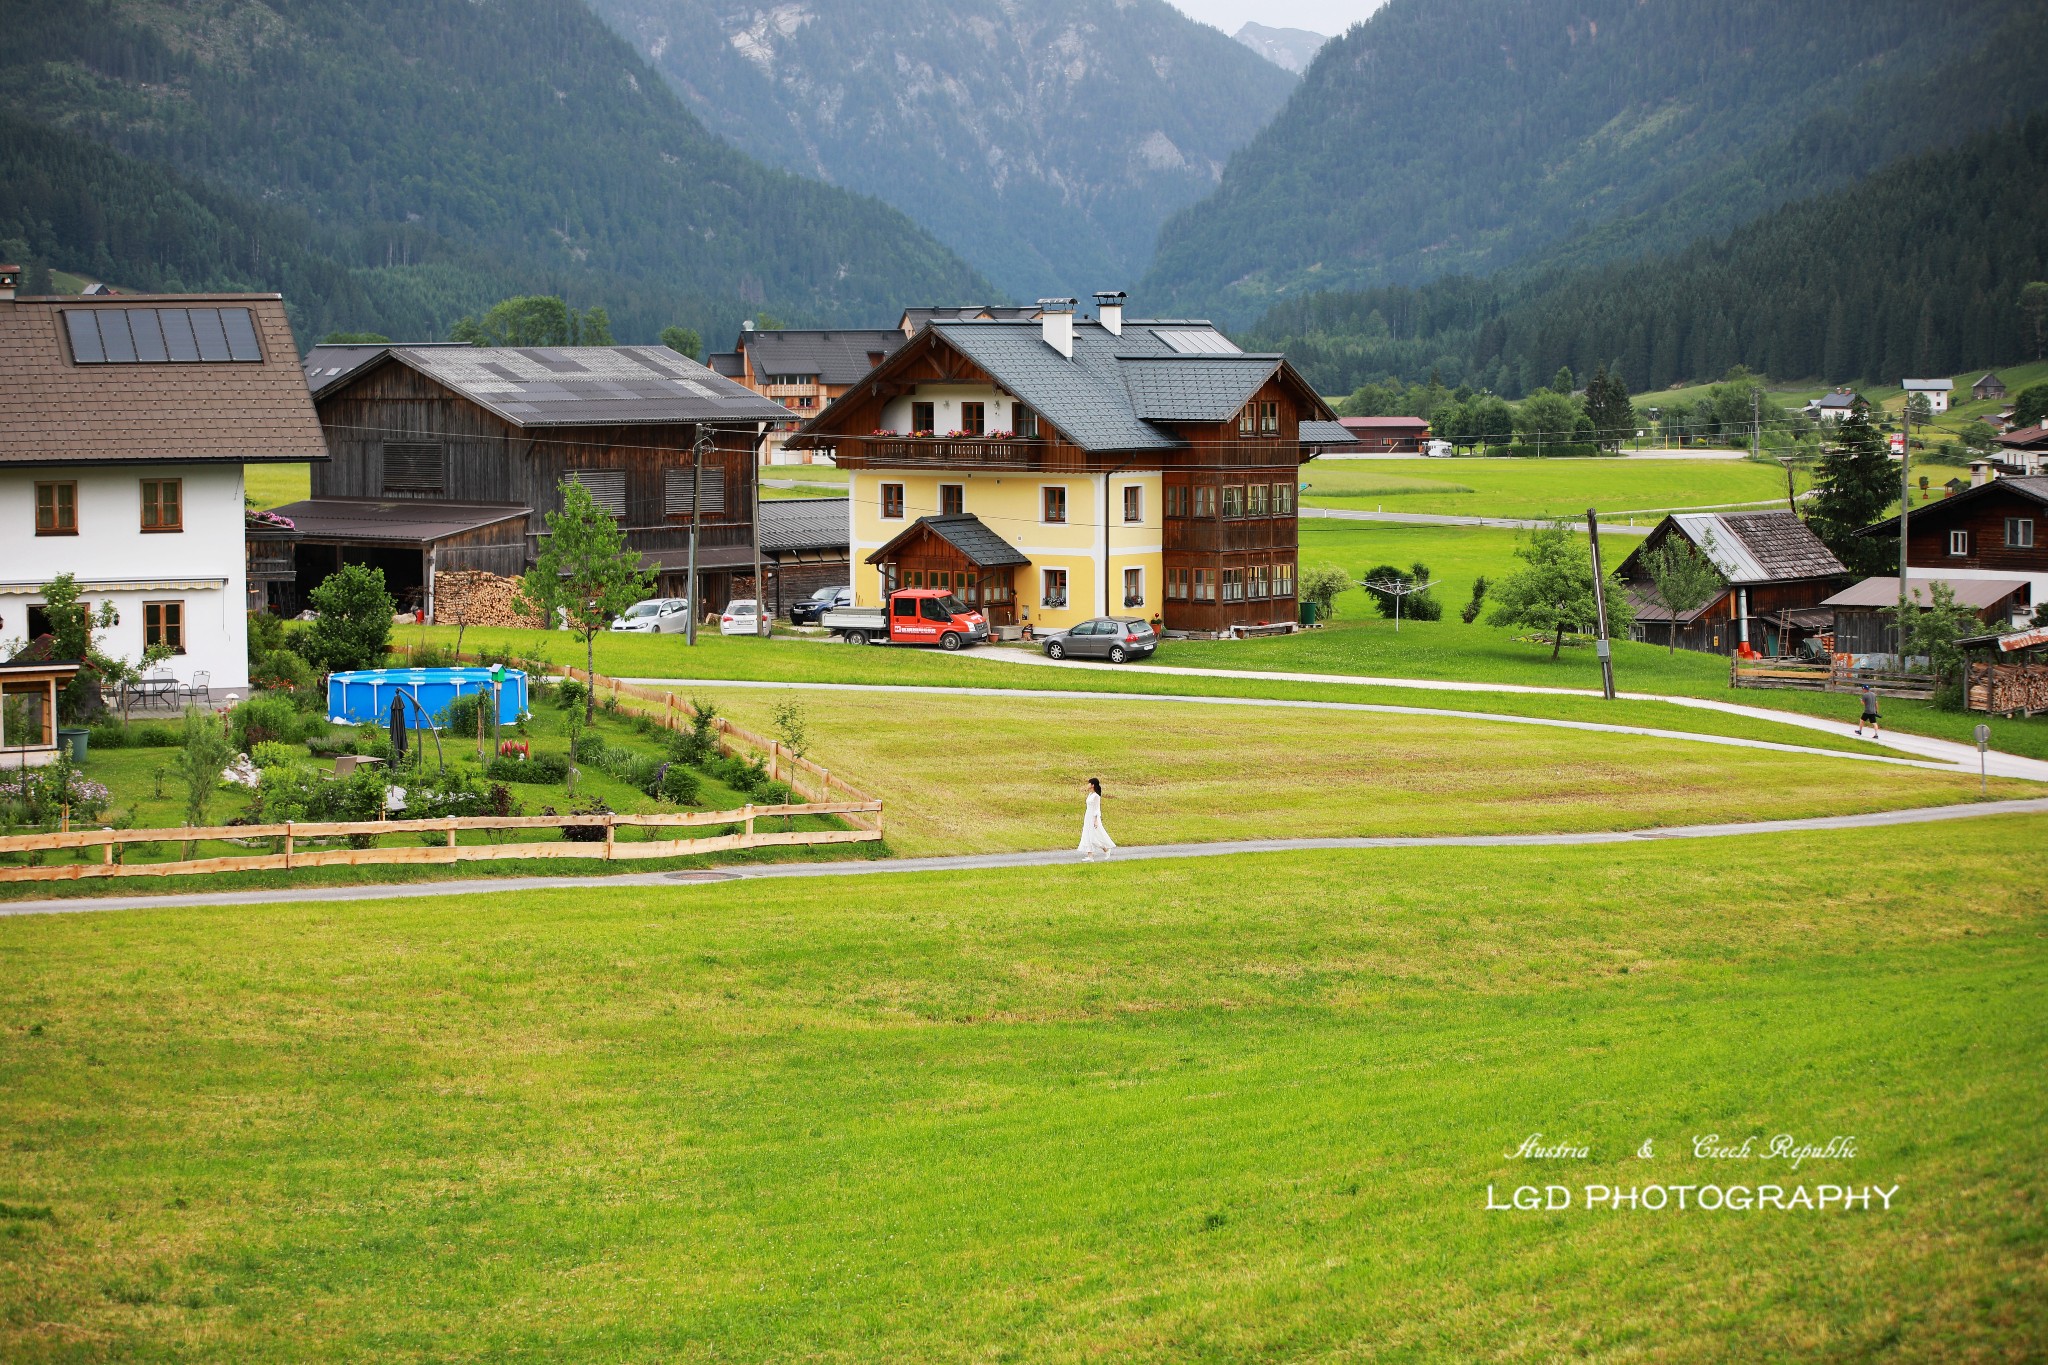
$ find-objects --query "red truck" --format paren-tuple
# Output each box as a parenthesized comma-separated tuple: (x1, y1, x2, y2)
(819, 588, 990, 650)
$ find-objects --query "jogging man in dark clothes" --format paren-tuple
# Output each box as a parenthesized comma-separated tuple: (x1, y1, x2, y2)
(1855, 683, 1881, 737)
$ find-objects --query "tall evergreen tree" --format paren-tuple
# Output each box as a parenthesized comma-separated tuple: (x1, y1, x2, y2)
(1804, 400, 1897, 576)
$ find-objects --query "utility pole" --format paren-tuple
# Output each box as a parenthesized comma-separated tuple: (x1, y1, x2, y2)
(1751, 386, 1761, 463)
(1897, 397, 1913, 645)
(686, 425, 707, 646)
(1586, 507, 1616, 700)
(751, 422, 767, 637)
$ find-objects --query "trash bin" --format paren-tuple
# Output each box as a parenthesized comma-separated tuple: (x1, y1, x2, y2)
(56, 727, 89, 763)
(1299, 601, 1320, 627)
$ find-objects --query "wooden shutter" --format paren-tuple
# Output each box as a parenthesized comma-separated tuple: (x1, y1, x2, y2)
(381, 442, 445, 496)
(567, 469, 628, 516)
(665, 467, 726, 516)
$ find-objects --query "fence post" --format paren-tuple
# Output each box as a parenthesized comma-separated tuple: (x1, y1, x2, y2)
(768, 739, 779, 782)
(743, 805, 755, 843)
(284, 821, 294, 869)
(445, 818, 457, 849)
(102, 833, 113, 867)
(874, 802, 884, 839)
(604, 814, 615, 861)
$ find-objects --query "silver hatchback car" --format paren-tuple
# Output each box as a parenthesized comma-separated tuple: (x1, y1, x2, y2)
(1042, 617, 1158, 663)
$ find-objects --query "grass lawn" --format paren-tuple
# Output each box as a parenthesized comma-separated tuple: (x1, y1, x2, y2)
(1300, 458, 1808, 519)
(243, 464, 309, 510)
(686, 687, 2016, 856)
(3, 823, 2042, 1360)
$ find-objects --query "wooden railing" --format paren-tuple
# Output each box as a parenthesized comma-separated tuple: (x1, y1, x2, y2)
(0, 800, 883, 883)
(1730, 657, 1936, 698)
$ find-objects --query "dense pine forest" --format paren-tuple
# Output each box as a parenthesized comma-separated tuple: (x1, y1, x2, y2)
(0, 0, 988, 344)
(1244, 117, 2048, 397)
(1144, 0, 2048, 326)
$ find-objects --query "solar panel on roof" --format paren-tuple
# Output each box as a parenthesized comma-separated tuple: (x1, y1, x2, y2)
(1152, 329, 1240, 355)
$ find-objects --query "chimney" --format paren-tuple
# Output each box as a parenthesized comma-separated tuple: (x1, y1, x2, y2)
(1971, 461, 1991, 488)
(0, 265, 17, 301)
(742, 319, 755, 332)
(1038, 297, 1076, 358)
(1094, 290, 1125, 336)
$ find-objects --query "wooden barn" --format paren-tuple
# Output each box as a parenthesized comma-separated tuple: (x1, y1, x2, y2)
(285, 344, 793, 613)
(1619, 510, 1850, 656)
(1821, 576, 2032, 657)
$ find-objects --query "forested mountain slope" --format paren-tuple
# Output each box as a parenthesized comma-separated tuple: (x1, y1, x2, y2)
(585, 0, 1295, 298)
(1146, 0, 2048, 326)
(1, 0, 988, 342)
(1244, 116, 2048, 397)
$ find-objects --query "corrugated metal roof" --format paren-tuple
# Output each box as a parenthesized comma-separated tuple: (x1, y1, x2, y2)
(270, 498, 530, 545)
(1666, 511, 1846, 583)
(346, 346, 795, 428)
(1821, 576, 2030, 609)
(1300, 420, 1358, 444)
(758, 497, 849, 554)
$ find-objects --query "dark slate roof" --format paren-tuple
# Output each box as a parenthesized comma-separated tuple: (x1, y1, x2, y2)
(269, 498, 529, 546)
(1300, 420, 1357, 444)
(706, 350, 744, 378)
(1120, 355, 1277, 421)
(304, 342, 467, 398)
(1861, 475, 2048, 535)
(899, 305, 1041, 333)
(1816, 389, 1860, 408)
(1622, 510, 1845, 584)
(758, 497, 849, 554)
(326, 345, 794, 428)
(738, 329, 903, 385)
(865, 514, 1030, 568)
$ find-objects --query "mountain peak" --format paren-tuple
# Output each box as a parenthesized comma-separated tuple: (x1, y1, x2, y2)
(1233, 21, 1326, 73)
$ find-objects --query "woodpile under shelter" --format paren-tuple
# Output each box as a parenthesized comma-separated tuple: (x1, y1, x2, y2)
(1961, 623, 2048, 715)
(1619, 511, 1849, 656)
(286, 343, 793, 614)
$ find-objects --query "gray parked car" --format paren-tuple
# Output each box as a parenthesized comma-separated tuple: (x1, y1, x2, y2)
(1041, 617, 1158, 663)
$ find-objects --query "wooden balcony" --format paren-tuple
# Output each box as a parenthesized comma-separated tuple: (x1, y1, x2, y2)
(825, 436, 1070, 470)
(1165, 515, 1297, 554)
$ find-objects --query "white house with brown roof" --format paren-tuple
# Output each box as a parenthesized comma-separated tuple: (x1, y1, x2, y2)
(0, 268, 328, 694)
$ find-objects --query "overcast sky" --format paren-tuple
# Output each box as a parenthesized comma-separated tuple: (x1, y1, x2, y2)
(1169, 0, 1387, 42)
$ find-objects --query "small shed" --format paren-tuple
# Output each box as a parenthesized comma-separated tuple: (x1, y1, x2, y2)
(1960, 623, 2048, 714)
(0, 659, 82, 769)
(1823, 576, 2031, 657)
(1618, 510, 1849, 655)
(1972, 373, 2008, 402)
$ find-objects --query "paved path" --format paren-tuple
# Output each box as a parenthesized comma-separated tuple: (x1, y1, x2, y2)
(955, 652, 2048, 783)
(9, 798, 2043, 918)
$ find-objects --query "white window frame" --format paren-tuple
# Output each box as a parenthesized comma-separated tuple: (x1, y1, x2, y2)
(1949, 529, 1969, 556)
(1122, 485, 1143, 524)
(1041, 568, 1069, 608)
(2008, 517, 2037, 549)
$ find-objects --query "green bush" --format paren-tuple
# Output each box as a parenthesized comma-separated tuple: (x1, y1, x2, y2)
(671, 701, 721, 765)
(252, 648, 319, 708)
(303, 564, 396, 673)
(753, 779, 795, 806)
(230, 695, 320, 751)
(250, 741, 305, 770)
(87, 718, 130, 749)
(486, 753, 569, 785)
(654, 763, 701, 805)
(555, 679, 588, 711)
(710, 754, 769, 794)
(131, 724, 180, 748)
(305, 734, 358, 759)
(400, 768, 489, 820)
(571, 732, 608, 764)
(441, 692, 492, 737)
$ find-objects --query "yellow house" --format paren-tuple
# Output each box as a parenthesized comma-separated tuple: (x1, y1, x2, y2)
(792, 295, 1347, 636)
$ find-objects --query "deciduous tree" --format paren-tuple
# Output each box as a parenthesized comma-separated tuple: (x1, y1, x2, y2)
(1487, 523, 1634, 658)
(1638, 531, 1724, 654)
(304, 565, 397, 674)
(514, 480, 657, 723)
(451, 296, 613, 347)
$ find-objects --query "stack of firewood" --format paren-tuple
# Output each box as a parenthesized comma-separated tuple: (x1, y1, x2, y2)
(1981, 661, 2048, 715)
(432, 571, 543, 628)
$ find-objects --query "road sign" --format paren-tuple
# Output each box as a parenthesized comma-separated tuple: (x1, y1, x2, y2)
(1975, 723, 1991, 750)
(1975, 723, 1991, 795)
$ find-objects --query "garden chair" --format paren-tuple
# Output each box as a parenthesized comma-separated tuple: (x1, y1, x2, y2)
(184, 670, 211, 706)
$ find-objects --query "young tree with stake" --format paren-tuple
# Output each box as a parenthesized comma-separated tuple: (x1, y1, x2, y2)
(1487, 522, 1634, 659)
(1639, 531, 1724, 655)
(515, 480, 657, 724)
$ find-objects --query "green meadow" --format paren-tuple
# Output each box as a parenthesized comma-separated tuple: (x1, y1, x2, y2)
(1298, 457, 1806, 518)
(3, 823, 2042, 1361)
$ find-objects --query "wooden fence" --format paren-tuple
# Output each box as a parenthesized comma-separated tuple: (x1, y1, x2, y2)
(0, 800, 883, 884)
(1730, 658, 1936, 699)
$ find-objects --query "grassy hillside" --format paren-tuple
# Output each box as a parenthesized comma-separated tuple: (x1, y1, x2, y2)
(0, 0, 990, 343)
(4, 826, 2042, 1357)
(1147, 0, 2048, 326)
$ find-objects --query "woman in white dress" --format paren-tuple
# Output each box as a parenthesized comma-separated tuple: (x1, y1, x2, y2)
(1078, 777, 1116, 861)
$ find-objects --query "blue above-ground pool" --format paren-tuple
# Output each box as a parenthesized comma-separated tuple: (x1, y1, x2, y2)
(327, 667, 529, 727)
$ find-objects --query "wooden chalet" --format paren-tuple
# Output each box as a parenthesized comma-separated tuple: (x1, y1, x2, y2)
(1822, 576, 2031, 656)
(1860, 473, 2048, 614)
(1618, 511, 1850, 655)
(785, 294, 1350, 635)
(291, 344, 793, 613)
